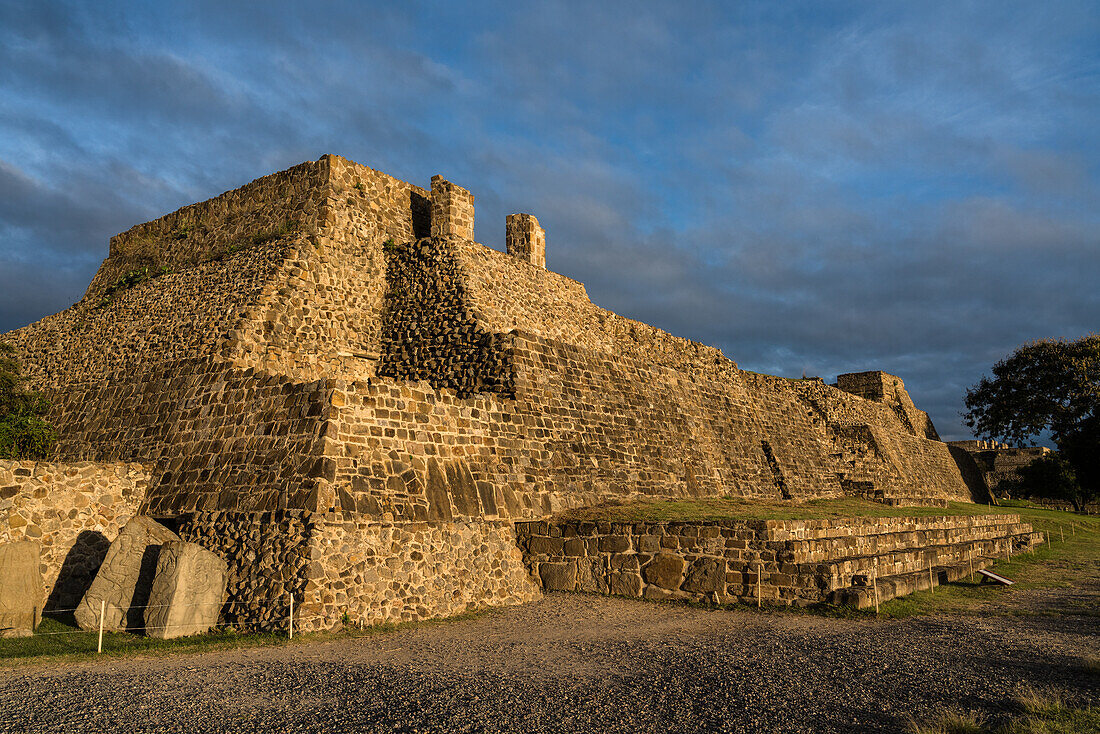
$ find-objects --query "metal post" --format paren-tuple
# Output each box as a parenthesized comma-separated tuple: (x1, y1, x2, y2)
(289, 594, 294, 640)
(756, 563, 762, 608)
(97, 600, 105, 654)
(928, 559, 935, 594)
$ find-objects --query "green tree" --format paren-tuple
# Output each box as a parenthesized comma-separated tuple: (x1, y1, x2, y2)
(1014, 454, 1087, 512)
(0, 344, 57, 460)
(964, 334, 1099, 511)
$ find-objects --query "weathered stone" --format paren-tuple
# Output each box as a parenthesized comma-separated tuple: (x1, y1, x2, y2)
(75, 516, 180, 632)
(144, 541, 228, 639)
(609, 572, 642, 597)
(643, 553, 685, 591)
(538, 562, 577, 592)
(0, 541, 43, 637)
(682, 557, 726, 594)
(598, 535, 630, 553)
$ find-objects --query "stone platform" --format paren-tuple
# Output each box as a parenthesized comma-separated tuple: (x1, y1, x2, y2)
(515, 513, 1042, 608)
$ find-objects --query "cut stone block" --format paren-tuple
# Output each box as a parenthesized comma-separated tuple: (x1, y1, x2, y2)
(74, 516, 180, 632)
(144, 541, 228, 639)
(0, 541, 44, 638)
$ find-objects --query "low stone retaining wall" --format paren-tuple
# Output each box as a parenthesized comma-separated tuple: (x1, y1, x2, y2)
(515, 514, 1042, 607)
(0, 460, 149, 609)
(177, 511, 540, 632)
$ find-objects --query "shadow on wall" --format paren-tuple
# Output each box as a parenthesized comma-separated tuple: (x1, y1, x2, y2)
(127, 543, 163, 632)
(948, 446, 996, 505)
(45, 530, 109, 612)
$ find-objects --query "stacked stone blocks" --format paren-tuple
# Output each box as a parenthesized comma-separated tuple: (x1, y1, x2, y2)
(0, 154, 1000, 629)
(506, 213, 546, 268)
(516, 514, 1042, 607)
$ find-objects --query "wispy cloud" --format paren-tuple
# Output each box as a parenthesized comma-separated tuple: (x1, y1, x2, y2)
(1, 0, 1097, 439)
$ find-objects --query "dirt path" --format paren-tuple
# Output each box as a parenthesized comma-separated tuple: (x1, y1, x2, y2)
(0, 593, 1097, 733)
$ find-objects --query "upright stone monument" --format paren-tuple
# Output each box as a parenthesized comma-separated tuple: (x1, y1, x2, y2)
(75, 516, 180, 632)
(144, 541, 228, 639)
(0, 541, 44, 637)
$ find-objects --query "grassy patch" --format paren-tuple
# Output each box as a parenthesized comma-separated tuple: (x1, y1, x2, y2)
(558, 496, 1021, 523)
(908, 687, 1100, 734)
(0, 609, 487, 667)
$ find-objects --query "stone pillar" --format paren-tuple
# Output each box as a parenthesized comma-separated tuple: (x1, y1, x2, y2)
(506, 213, 546, 268)
(430, 175, 475, 240)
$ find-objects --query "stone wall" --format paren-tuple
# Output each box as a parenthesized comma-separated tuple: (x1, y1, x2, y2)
(948, 442, 1051, 497)
(301, 517, 539, 631)
(516, 513, 1041, 607)
(0, 460, 149, 609)
(0, 154, 996, 630)
(176, 510, 539, 632)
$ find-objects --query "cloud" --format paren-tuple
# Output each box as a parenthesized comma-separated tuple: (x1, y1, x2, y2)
(0, 0, 1097, 442)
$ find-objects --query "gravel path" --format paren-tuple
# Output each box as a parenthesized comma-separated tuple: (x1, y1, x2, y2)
(1, 594, 1097, 733)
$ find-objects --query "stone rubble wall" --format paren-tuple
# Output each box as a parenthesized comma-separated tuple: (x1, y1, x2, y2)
(88, 159, 329, 301)
(177, 510, 314, 631)
(301, 517, 540, 632)
(516, 514, 1041, 606)
(0, 460, 149, 609)
(31, 359, 330, 516)
(176, 510, 540, 632)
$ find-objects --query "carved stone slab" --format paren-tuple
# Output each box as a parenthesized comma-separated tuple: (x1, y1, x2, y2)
(144, 541, 228, 639)
(0, 541, 44, 637)
(75, 516, 180, 632)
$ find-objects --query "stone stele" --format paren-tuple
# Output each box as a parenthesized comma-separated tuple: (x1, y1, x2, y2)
(74, 516, 180, 632)
(0, 541, 44, 638)
(144, 541, 228, 639)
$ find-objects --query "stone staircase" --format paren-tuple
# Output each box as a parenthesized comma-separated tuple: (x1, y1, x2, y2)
(762, 515, 1043, 608)
(516, 512, 1045, 609)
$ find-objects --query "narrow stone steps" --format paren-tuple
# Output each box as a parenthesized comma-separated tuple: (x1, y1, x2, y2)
(820, 531, 1043, 606)
(774, 522, 1035, 564)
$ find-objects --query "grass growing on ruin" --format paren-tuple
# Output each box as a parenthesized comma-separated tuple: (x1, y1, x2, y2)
(0, 609, 488, 667)
(558, 495, 1018, 523)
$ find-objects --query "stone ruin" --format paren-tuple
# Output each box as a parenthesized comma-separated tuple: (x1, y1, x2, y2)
(0, 154, 1037, 631)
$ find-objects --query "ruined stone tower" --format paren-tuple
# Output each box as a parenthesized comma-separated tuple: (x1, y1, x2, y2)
(1, 155, 986, 629)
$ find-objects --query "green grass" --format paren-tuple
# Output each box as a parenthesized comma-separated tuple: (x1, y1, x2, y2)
(908, 687, 1100, 733)
(0, 609, 487, 666)
(558, 495, 1022, 523)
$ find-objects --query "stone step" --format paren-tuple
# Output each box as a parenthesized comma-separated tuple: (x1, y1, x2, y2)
(763, 513, 1022, 541)
(774, 522, 1036, 564)
(798, 531, 1042, 598)
(828, 555, 1000, 609)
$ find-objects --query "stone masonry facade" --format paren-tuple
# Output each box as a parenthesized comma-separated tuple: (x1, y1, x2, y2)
(0, 460, 149, 610)
(516, 514, 1042, 608)
(1, 155, 993, 629)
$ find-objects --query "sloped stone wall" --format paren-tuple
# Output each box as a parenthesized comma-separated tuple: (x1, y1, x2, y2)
(0, 460, 149, 609)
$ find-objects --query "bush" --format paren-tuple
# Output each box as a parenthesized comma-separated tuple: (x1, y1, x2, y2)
(0, 344, 57, 460)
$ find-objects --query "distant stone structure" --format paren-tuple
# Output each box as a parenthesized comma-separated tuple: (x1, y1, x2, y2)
(948, 441, 1051, 497)
(1, 155, 1004, 630)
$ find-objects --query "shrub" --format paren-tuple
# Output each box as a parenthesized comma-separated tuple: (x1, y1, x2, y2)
(0, 344, 57, 460)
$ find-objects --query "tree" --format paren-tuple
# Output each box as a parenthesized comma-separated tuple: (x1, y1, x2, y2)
(0, 344, 57, 460)
(964, 334, 1099, 511)
(1014, 454, 1088, 512)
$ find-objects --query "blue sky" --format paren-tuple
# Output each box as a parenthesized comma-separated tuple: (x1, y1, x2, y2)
(1, 0, 1097, 440)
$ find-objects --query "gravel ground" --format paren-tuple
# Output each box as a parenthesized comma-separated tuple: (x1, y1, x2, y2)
(1, 594, 1097, 733)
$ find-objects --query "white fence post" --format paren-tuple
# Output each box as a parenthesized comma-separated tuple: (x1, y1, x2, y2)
(97, 600, 105, 654)
(289, 594, 294, 640)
